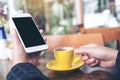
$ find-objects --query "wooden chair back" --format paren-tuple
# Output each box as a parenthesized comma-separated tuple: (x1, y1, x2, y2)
(46, 33, 104, 51)
(80, 27, 120, 49)
(80, 27, 120, 42)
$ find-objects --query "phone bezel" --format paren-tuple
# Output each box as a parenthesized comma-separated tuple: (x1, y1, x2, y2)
(11, 13, 48, 53)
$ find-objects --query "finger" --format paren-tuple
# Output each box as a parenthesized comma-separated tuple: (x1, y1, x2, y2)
(12, 28, 21, 46)
(74, 44, 99, 55)
(39, 29, 44, 35)
(74, 47, 93, 55)
(44, 36, 47, 42)
(89, 59, 99, 67)
(81, 56, 89, 61)
(85, 58, 96, 65)
(80, 44, 98, 48)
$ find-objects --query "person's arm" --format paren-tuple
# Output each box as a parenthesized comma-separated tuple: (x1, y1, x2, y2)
(7, 63, 50, 80)
(6, 29, 50, 80)
(74, 44, 118, 68)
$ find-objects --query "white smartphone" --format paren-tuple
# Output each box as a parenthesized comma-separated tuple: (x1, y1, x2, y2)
(11, 13, 48, 53)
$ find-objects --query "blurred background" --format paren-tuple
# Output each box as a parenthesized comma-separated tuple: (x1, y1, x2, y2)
(1, 0, 120, 35)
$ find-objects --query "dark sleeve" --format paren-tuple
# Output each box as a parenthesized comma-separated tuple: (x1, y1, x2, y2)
(115, 49, 120, 71)
(6, 63, 50, 80)
(112, 50, 120, 80)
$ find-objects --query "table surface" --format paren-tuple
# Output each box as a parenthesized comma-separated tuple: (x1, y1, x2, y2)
(0, 51, 116, 80)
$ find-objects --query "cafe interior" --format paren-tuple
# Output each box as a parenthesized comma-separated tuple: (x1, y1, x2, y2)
(0, 0, 120, 80)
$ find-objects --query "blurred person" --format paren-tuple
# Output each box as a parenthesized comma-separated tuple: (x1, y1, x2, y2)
(6, 29, 50, 80)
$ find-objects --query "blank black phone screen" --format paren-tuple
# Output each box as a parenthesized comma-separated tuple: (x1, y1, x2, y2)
(12, 17, 46, 47)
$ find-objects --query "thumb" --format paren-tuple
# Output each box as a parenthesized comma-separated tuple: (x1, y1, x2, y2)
(12, 28, 21, 46)
(74, 47, 94, 56)
(74, 44, 99, 55)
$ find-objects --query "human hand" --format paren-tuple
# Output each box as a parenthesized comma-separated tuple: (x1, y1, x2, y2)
(74, 44, 118, 68)
(12, 28, 45, 66)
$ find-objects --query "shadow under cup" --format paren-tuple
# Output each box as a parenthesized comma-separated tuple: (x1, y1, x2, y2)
(54, 47, 77, 69)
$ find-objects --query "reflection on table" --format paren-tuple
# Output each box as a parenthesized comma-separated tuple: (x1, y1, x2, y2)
(0, 51, 116, 80)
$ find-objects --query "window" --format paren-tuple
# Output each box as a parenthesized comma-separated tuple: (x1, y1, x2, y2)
(83, 0, 119, 28)
(12, 0, 79, 35)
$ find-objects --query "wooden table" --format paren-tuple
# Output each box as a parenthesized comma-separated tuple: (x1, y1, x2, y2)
(0, 51, 116, 80)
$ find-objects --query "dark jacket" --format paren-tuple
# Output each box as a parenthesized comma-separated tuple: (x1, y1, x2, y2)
(112, 49, 120, 80)
(6, 50, 120, 80)
(116, 49, 120, 70)
(6, 63, 50, 80)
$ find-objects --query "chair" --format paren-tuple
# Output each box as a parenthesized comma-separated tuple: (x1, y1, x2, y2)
(80, 27, 120, 49)
(46, 33, 104, 51)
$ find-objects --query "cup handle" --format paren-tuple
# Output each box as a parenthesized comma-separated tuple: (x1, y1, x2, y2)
(72, 53, 81, 64)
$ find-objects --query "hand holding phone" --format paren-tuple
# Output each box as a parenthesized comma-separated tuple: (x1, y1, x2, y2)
(11, 13, 48, 53)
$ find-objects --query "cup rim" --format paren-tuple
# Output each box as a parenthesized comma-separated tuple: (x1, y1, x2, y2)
(54, 47, 74, 52)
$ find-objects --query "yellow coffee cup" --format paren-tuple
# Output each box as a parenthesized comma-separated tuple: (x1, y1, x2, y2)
(54, 47, 81, 69)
